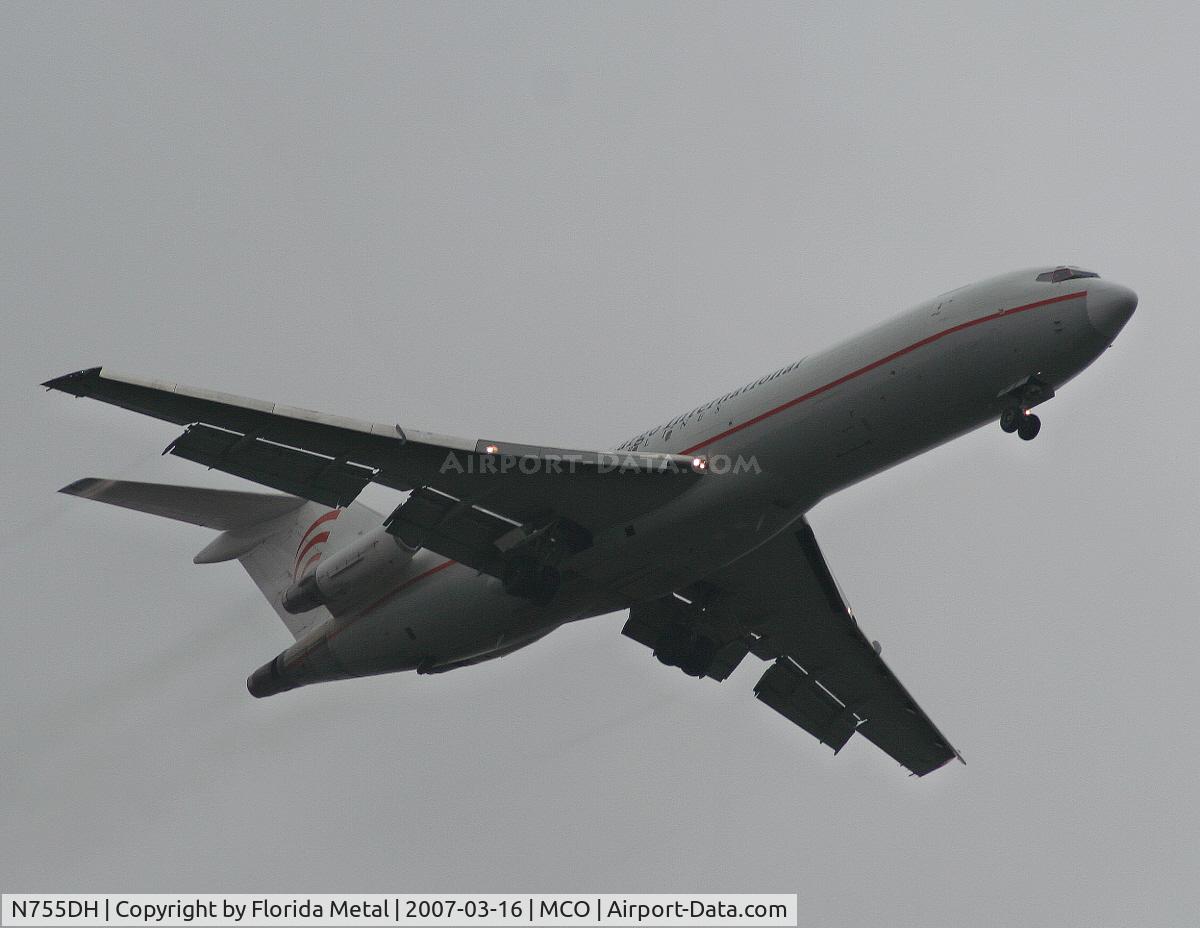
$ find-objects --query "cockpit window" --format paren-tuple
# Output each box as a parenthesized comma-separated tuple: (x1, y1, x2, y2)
(1037, 266, 1100, 283)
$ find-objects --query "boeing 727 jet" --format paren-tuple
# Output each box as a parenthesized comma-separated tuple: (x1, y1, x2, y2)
(44, 266, 1136, 775)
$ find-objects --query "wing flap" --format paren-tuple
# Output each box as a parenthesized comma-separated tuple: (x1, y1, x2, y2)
(166, 424, 376, 508)
(384, 486, 513, 577)
(753, 658, 858, 753)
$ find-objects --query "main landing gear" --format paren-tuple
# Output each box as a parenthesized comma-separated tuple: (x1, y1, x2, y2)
(653, 623, 718, 678)
(1000, 405, 1042, 441)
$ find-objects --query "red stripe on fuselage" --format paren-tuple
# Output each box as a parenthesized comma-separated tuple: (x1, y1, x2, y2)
(680, 290, 1086, 455)
(355, 558, 458, 619)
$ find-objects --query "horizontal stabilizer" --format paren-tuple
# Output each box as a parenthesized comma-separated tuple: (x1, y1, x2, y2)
(58, 477, 373, 641)
(59, 478, 306, 531)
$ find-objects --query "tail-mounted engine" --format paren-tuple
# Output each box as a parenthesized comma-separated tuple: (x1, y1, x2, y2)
(282, 526, 416, 614)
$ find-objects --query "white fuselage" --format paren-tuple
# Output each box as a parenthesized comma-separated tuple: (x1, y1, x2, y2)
(278, 269, 1135, 689)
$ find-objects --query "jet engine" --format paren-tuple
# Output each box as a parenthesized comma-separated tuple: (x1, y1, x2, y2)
(282, 526, 416, 614)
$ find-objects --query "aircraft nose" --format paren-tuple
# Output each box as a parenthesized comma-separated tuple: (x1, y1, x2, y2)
(1086, 282, 1138, 340)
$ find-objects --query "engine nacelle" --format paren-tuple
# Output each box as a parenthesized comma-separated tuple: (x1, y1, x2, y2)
(282, 526, 416, 614)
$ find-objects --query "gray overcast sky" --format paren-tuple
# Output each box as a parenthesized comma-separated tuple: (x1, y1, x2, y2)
(3, 3, 1197, 925)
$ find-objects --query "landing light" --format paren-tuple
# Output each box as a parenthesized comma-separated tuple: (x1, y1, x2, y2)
(692, 457, 708, 471)
(485, 444, 499, 454)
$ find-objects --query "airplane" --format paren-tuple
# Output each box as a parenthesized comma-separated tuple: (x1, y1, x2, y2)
(43, 265, 1136, 776)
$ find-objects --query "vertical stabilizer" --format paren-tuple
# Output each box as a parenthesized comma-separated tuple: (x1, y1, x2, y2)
(235, 500, 383, 639)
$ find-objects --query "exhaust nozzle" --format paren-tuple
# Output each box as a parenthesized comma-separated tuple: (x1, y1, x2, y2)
(246, 655, 301, 698)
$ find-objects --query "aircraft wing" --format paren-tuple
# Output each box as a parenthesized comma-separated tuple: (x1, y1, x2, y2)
(43, 367, 706, 578)
(625, 518, 962, 776)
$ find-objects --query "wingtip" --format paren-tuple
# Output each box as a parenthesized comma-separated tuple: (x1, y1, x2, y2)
(42, 366, 103, 393)
(59, 477, 110, 498)
(911, 747, 964, 777)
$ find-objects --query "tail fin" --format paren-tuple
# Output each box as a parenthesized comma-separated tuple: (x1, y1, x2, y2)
(60, 478, 384, 640)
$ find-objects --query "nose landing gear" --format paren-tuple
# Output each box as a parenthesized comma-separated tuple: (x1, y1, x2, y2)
(998, 376, 1052, 441)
